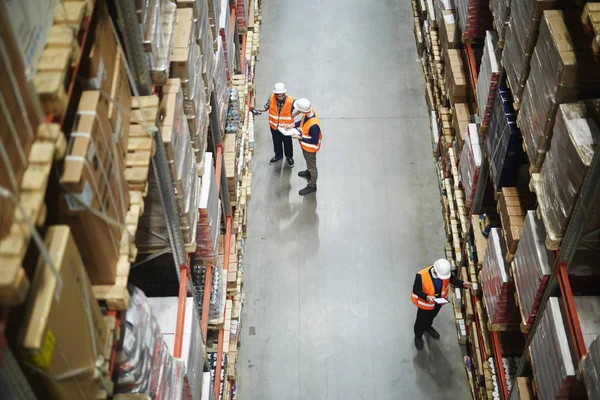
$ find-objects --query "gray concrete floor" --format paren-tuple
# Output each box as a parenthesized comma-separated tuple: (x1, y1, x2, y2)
(238, 1, 472, 399)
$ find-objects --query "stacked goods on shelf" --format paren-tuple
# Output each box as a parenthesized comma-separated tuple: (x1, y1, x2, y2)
(489, 356, 519, 397)
(207, 0, 224, 39)
(218, 0, 235, 81)
(147, 295, 206, 396)
(501, 0, 572, 105)
(519, 10, 600, 172)
(573, 296, 600, 352)
(194, 152, 221, 265)
(236, 0, 249, 33)
(171, 8, 210, 168)
(485, 78, 527, 190)
(476, 31, 501, 134)
(489, 0, 510, 47)
(582, 334, 600, 400)
(214, 41, 230, 132)
(508, 378, 534, 400)
(512, 211, 553, 329)
(582, 3, 600, 56)
(115, 287, 186, 398)
(456, 0, 493, 41)
(480, 228, 520, 328)
(225, 89, 241, 205)
(445, 48, 468, 104)
(18, 226, 108, 400)
(531, 100, 600, 249)
(207, 352, 227, 400)
(136, 79, 199, 250)
(434, 1, 459, 53)
(139, 0, 177, 84)
(529, 297, 585, 399)
(459, 123, 483, 208)
(496, 187, 536, 260)
(453, 103, 470, 152)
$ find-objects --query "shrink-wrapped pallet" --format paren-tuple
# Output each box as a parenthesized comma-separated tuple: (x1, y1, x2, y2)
(477, 31, 501, 133)
(218, 0, 235, 81)
(512, 211, 553, 327)
(141, 0, 177, 84)
(536, 100, 600, 248)
(459, 123, 483, 208)
(489, 0, 510, 45)
(456, 0, 493, 41)
(582, 334, 600, 400)
(213, 40, 229, 132)
(194, 152, 221, 265)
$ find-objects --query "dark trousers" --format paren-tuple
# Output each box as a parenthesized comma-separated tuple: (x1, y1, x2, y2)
(414, 305, 441, 339)
(271, 128, 293, 159)
(302, 149, 318, 187)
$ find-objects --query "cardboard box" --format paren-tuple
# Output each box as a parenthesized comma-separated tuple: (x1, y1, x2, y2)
(35, 72, 68, 115)
(108, 51, 131, 161)
(452, 103, 470, 152)
(20, 225, 107, 400)
(81, 1, 117, 93)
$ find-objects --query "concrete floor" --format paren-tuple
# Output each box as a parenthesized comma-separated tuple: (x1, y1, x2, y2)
(238, 1, 472, 399)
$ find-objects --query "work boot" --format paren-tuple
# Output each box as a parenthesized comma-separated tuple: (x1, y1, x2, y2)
(425, 327, 440, 340)
(269, 156, 282, 165)
(414, 337, 424, 350)
(298, 170, 311, 179)
(299, 186, 317, 196)
(287, 157, 295, 167)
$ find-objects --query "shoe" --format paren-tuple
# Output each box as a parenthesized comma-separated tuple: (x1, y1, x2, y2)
(299, 186, 317, 196)
(269, 156, 282, 165)
(425, 327, 440, 340)
(415, 337, 424, 350)
(298, 170, 311, 179)
(287, 158, 295, 167)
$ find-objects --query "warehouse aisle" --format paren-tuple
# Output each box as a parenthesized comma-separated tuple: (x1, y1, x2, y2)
(238, 1, 471, 399)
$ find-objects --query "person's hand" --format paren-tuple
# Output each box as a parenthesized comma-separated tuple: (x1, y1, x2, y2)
(463, 282, 473, 289)
(427, 295, 436, 302)
(291, 133, 302, 140)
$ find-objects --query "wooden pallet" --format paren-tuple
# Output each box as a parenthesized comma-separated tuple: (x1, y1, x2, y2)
(0, 124, 65, 305)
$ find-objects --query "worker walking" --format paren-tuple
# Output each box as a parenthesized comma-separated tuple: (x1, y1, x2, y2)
(251, 82, 297, 167)
(289, 98, 322, 196)
(411, 259, 472, 350)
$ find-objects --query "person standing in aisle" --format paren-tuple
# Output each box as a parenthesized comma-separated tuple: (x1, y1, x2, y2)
(289, 98, 321, 196)
(411, 258, 472, 350)
(251, 82, 298, 167)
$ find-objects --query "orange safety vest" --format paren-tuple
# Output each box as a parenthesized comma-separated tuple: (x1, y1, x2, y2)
(268, 94, 294, 130)
(298, 110, 322, 153)
(410, 266, 450, 310)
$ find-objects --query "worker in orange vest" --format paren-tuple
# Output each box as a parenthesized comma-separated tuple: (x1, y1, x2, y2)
(251, 82, 298, 167)
(288, 98, 322, 196)
(411, 259, 472, 350)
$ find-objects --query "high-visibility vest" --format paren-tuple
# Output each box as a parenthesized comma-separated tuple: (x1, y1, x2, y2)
(299, 110, 322, 153)
(268, 94, 294, 130)
(410, 266, 450, 310)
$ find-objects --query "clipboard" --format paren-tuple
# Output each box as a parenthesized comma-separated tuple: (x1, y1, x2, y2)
(278, 127, 300, 137)
(434, 298, 449, 305)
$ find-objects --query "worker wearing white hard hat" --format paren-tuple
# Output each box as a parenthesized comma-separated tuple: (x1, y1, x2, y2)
(286, 98, 322, 196)
(250, 82, 300, 167)
(410, 258, 473, 350)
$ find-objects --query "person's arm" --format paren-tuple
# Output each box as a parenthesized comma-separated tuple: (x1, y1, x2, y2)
(251, 97, 270, 113)
(294, 120, 301, 129)
(413, 274, 428, 301)
(300, 125, 320, 144)
(450, 274, 472, 289)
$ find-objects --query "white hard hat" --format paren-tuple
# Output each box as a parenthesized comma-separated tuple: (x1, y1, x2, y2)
(295, 98, 312, 113)
(433, 259, 452, 279)
(273, 82, 287, 94)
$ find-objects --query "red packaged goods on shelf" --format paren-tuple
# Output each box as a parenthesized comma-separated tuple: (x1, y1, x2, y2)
(476, 31, 501, 133)
(489, 0, 510, 45)
(218, 0, 234, 81)
(518, 11, 600, 172)
(530, 297, 585, 399)
(236, 0, 249, 33)
(459, 123, 483, 208)
(456, 0, 493, 41)
(535, 101, 600, 249)
(512, 211, 553, 327)
(480, 228, 520, 326)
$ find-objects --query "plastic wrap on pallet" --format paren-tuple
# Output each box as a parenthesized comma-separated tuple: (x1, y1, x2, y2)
(489, 0, 511, 43)
(456, 0, 493, 40)
(142, 0, 177, 84)
(194, 152, 221, 264)
(486, 78, 527, 190)
(476, 31, 501, 132)
(480, 228, 520, 325)
(213, 40, 229, 132)
(512, 211, 553, 326)
(434, 0, 455, 22)
(147, 296, 205, 398)
(225, 88, 241, 135)
(537, 101, 600, 247)
(501, 0, 572, 102)
(116, 287, 184, 397)
(530, 297, 583, 399)
(519, 10, 600, 170)
(195, 0, 215, 99)
(459, 123, 483, 208)
(210, 266, 227, 322)
(207, 351, 227, 399)
(574, 296, 600, 350)
(583, 334, 600, 400)
(218, 0, 234, 81)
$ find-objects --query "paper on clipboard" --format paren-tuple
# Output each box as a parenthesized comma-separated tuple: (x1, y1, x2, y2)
(434, 298, 449, 305)
(278, 126, 300, 137)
